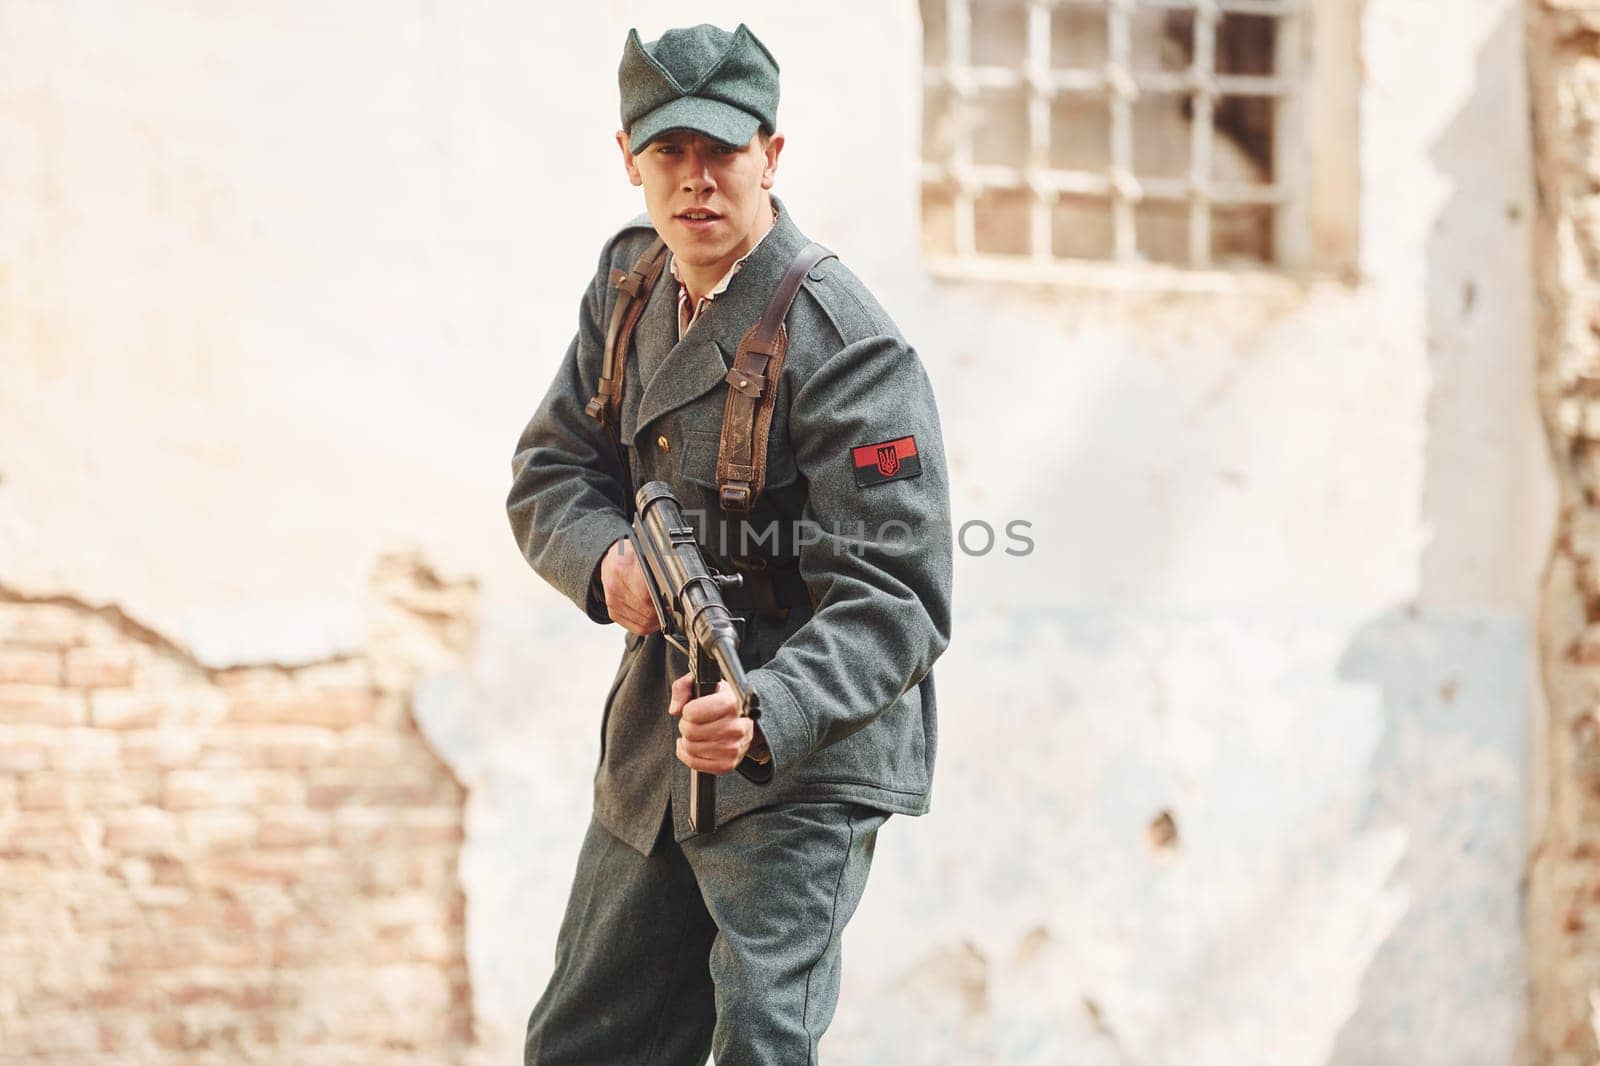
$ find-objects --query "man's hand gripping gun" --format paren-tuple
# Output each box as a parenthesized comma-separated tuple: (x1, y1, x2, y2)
(631, 481, 770, 833)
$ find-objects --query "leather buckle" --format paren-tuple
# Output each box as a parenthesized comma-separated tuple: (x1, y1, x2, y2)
(584, 396, 606, 422)
(719, 483, 752, 512)
(614, 268, 644, 297)
(725, 368, 766, 399)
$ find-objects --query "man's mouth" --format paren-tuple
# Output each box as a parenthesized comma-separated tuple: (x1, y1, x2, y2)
(678, 210, 722, 221)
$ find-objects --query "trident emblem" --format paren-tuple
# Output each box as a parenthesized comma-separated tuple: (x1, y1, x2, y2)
(876, 445, 900, 477)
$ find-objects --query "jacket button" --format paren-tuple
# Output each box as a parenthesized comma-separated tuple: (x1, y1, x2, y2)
(657, 435, 670, 452)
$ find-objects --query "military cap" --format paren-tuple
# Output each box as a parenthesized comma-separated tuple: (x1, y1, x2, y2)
(619, 23, 780, 151)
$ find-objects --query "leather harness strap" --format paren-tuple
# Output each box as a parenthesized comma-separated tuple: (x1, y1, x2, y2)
(715, 242, 835, 514)
(586, 237, 668, 434)
(586, 237, 667, 519)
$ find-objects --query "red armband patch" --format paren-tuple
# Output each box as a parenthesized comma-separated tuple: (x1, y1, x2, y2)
(852, 435, 921, 487)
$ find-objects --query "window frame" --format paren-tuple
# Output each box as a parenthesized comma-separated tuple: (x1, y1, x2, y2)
(917, 0, 1360, 287)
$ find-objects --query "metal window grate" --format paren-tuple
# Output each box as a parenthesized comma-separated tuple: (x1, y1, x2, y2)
(921, 0, 1306, 271)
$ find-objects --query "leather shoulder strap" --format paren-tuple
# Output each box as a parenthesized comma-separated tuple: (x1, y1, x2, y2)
(715, 242, 835, 513)
(585, 236, 666, 519)
(585, 237, 668, 430)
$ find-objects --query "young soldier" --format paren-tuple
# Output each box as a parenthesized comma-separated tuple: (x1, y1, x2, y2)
(507, 21, 953, 1064)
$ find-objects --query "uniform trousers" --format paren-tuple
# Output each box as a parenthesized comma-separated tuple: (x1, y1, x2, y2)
(525, 800, 889, 1066)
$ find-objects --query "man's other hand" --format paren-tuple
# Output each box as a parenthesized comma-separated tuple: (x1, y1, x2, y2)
(600, 536, 661, 635)
(668, 674, 753, 775)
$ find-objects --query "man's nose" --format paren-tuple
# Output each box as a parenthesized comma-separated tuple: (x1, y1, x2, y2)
(679, 151, 715, 194)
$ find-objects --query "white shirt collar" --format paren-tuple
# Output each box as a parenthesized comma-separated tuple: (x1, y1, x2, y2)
(670, 203, 780, 339)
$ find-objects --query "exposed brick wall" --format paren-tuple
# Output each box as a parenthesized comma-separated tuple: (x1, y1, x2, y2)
(0, 587, 473, 1063)
(1528, 2, 1600, 1062)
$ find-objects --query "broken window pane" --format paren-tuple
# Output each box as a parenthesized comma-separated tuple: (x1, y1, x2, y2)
(1211, 95, 1275, 183)
(1215, 14, 1277, 77)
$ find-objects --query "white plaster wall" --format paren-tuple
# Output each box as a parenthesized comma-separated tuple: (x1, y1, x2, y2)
(0, 0, 1548, 1063)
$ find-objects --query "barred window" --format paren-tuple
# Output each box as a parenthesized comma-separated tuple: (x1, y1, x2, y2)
(919, 0, 1354, 277)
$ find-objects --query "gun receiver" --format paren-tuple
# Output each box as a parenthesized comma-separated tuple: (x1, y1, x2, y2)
(631, 481, 767, 833)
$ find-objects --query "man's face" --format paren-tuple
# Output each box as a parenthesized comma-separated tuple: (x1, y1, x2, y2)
(617, 128, 784, 273)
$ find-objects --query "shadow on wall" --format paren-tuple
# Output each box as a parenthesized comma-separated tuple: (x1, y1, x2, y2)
(1328, 10, 1537, 1063)
(1328, 604, 1528, 1066)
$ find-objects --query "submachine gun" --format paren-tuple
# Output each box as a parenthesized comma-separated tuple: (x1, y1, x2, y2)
(631, 481, 768, 833)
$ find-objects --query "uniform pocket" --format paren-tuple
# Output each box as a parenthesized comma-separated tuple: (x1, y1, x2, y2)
(681, 430, 722, 489)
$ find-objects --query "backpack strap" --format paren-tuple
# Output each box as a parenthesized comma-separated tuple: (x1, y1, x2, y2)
(585, 237, 668, 515)
(715, 242, 835, 513)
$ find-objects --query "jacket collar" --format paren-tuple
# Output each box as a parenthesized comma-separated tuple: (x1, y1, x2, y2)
(626, 195, 810, 443)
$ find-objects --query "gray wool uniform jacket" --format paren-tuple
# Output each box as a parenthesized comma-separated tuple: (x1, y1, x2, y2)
(507, 199, 953, 856)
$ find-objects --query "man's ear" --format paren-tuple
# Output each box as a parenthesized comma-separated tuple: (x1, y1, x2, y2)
(616, 130, 642, 187)
(760, 132, 785, 190)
